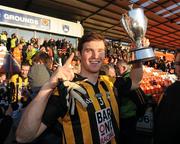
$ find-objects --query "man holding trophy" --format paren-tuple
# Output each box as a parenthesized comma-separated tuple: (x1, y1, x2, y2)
(119, 6, 155, 144)
(16, 6, 153, 144)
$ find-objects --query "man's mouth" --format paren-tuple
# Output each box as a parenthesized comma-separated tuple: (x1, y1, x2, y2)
(89, 60, 101, 64)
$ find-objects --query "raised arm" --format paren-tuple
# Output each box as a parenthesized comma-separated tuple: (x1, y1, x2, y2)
(130, 62, 143, 89)
(130, 38, 150, 90)
(16, 53, 75, 143)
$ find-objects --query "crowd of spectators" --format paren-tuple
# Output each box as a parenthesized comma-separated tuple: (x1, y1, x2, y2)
(105, 40, 175, 74)
(0, 30, 76, 143)
(144, 56, 175, 73)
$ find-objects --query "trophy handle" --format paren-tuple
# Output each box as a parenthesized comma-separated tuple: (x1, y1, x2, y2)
(121, 14, 135, 42)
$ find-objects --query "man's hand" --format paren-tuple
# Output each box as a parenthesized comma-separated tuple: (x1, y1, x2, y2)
(49, 53, 75, 89)
(141, 37, 150, 48)
(130, 37, 150, 49)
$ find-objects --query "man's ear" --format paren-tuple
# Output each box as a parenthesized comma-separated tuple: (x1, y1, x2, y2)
(123, 66, 127, 72)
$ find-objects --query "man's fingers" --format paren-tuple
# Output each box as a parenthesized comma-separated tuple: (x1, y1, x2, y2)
(146, 38, 150, 47)
(64, 53, 74, 67)
(142, 37, 150, 48)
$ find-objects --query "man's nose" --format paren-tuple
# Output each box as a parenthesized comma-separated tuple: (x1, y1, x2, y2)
(92, 51, 99, 58)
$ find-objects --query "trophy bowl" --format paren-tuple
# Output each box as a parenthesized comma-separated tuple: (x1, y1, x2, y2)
(121, 8, 155, 63)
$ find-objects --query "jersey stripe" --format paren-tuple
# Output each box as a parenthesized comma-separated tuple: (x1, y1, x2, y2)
(76, 101, 93, 144)
(81, 82, 101, 144)
(100, 80, 120, 128)
(62, 114, 75, 144)
(70, 107, 84, 144)
(81, 82, 101, 111)
(98, 83, 117, 144)
(98, 83, 110, 108)
(90, 81, 106, 110)
(99, 80, 120, 144)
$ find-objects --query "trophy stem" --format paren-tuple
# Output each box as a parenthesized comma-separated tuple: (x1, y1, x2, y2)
(136, 39, 142, 49)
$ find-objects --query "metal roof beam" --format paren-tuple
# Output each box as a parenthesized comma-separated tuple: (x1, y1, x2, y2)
(81, 0, 115, 23)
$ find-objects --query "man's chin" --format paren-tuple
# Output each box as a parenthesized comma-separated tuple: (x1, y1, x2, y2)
(90, 69, 100, 74)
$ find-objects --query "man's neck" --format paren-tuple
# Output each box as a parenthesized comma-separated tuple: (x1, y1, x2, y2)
(79, 71, 99, 84)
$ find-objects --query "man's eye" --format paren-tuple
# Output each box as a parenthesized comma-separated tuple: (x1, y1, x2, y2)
(98, 49, 104, 52)
(85, 49, 91, 52)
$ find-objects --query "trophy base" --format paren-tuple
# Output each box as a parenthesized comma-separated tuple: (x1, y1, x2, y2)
(129, 47, 155, 64)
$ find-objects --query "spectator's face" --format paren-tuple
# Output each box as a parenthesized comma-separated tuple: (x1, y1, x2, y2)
(27, 45, 31, 50)
(0, 74, 6, 82)
(80, 40, 105, 74)
(175, 53, 180, 79)
(118, 65, 126, 75)
(18, 44, 23, 50)
(40, 46, 46, 52)
(108, 67, 116, 77)
(28, 45, 34, 50)
(21, 65, 30, 78)
(154, 63, 158, 68)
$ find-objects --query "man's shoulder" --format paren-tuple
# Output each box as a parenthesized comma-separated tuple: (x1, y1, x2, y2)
(99, 75, 116, 83)
(10, 74, 19, 80)
(122, 71, 130, 79)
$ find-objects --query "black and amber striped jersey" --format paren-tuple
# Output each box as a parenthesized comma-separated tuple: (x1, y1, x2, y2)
(10, 74, 29, 102)
(42, 74, 131, 144)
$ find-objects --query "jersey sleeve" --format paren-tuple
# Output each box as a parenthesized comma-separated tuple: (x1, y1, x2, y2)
(42, 82, 68, 127)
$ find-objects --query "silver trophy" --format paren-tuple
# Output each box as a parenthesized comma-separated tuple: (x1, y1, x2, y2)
(121, 8, 155, 63)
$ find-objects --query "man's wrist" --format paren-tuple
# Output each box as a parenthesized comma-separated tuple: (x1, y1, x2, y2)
(43, 79, 57, 90)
